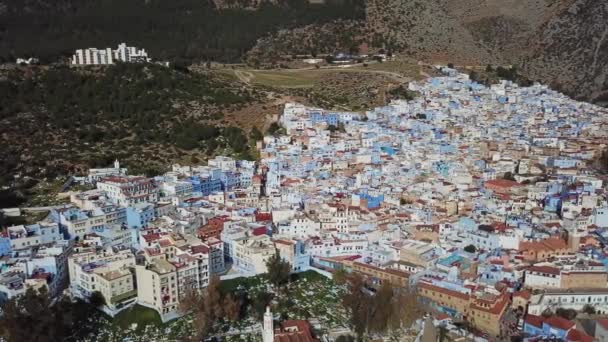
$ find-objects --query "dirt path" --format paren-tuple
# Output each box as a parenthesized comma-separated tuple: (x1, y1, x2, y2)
(233, 69, 254, 84)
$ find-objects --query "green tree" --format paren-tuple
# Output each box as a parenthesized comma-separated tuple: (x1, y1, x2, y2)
(503, 172, 516, 181)
(265, 250, 291, 292)
(332, 268, 348, 285)
(469, 70, 479, 82)
(224, 294, 242, 321)
(179, 276, 224, 338)
(89, 291, 106, 308)
(250, 127, 263, 141)
(336, 335, 355, 342)
(266, 122, 283, 136)
(0, 287, 99, 342)
(582, 304, 596, 315)
(464, 244, 476, 253)
(556, 307, 577, 320)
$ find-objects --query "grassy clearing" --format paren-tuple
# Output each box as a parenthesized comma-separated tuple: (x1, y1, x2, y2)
(25, 179, 71, 207)
(111, 305, 163, 331)
(352, 59, 422, 79)
(248, 69, 328, 88)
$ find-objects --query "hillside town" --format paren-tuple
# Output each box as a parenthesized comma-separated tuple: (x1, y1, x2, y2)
(2, 68, 608, 341)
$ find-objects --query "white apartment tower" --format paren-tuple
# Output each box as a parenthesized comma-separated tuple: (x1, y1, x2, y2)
(71, 43, 149, 65)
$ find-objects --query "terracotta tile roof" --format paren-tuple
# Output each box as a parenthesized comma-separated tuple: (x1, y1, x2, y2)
(545, 316, 575, 331)
(524, 314, 544, 329)
(566, 329, 593, 342)
(485, 179, 521, 189)
(527, 265, 561, 276)
(190, 244, 210, 254)
(418, 281, 470, 300)
(596, 318, 608, 330)
(274, 320, 316, 342)
(513, 290, 531, 300)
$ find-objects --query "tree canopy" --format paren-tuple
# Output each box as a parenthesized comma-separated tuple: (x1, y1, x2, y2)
(179, 276, 243, 339)
(0, 287, 100, 342)
(341, 274, 424, 338)
(265, 250, 291, 291)
(0, 0, 365, 64)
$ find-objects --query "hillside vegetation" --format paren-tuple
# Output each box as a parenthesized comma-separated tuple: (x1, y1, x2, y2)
(0, 0, 364, 64)
(0, 64, 263, 207)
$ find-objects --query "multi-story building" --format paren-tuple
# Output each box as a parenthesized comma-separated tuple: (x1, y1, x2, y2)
(52, 207, 107, 240)
(417, 277, 510, 336)
(161, 181, 193, 198)
(71, 43, 149, 65)
(6, 222, 62, 250)
(527, 288, 608, 315)
(306, 236, 368, 257)
(134, 236, 211, 321)
(69, 247, 137, 311)
(0, 272, 47, 305)
(276, 215, 321, 238)
(233, 235, 276, 275)
(10, 241, 73, 297)
(524, 261, 608, 289)
(274, 239, 310, 272)
(205, 237, 225, 275)
(68, 246, 137, 311)
(135, 259, 179, 320)
(97, 176, 159, 206)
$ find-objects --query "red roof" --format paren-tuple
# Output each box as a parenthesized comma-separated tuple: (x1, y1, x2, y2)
(252, 227, 268, 236)
(566, 329, 593, 342)
(274, 320, 316, 342)
(513, 290, 531, 300)
(545, 316, 575, 331)
(596, 319, 608, 331)
(527, 265, 561, 276)
(485, 179, 521, 189)
(190, 244, 210, 255)
(142, 233, 161, 243)
(31, 272, 52, 281)
(255, 212, 272, 222)
(524, 314, 544, 329)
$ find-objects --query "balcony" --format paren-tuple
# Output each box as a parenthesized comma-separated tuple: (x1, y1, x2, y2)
(110, 289, 138, 304)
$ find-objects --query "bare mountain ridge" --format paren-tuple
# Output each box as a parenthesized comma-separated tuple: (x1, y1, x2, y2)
(249, 0, 606, 102)
(523, 0, 608, 102)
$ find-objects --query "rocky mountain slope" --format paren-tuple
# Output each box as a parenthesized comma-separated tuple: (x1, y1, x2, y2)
(523, 0, 608, 102)
(250, 0, 607, 103)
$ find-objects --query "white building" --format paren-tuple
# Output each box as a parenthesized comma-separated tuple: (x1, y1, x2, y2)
(68, 247, 136, 311)
(96, 176, 159, 207)
(71, 43, 150, 65)
(528, 288, 608, 315)
(7, 222, 62, 250)
(233, 235, 275, 275)
(276, 215, 321, 238)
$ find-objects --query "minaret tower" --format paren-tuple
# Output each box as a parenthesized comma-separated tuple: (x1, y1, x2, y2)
(263, 306, 274, 342)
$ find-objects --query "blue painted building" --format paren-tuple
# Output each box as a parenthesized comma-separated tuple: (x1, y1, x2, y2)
(0, 237, 11, 257)
(356, 192, 384, 209)
(126, 203, 155, 229)
(523, 315, 574, 339)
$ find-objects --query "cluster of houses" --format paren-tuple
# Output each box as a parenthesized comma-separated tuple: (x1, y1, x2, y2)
(2, 69, 608, 341)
